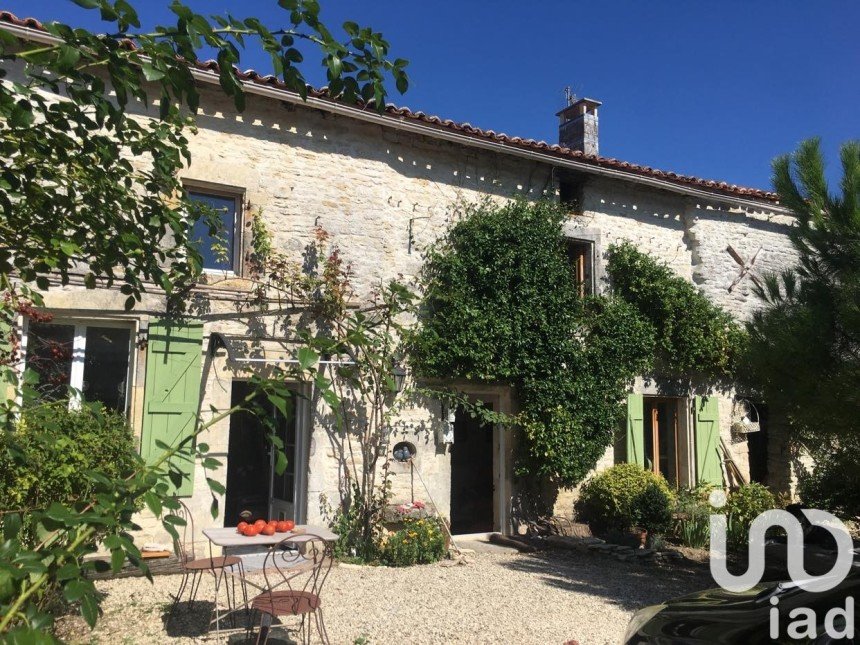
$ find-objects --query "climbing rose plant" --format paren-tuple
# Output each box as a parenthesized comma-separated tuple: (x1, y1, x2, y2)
(0, 0, 407, 639)
(411, 199, 748, 491)
(606, 241, 746, 381)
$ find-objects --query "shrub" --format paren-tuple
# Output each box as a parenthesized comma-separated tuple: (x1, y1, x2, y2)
(574, 464, 674, 535)
(725, 482, 776, 548)
(321, 482, 389, 563)
(798, 440, 860, 519)
(380, 516, 446, 567)
(0, 402, 138, 530)
(674, 483, 716, 549)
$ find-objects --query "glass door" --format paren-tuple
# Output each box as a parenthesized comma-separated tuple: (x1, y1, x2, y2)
(269, 388, 299, 521)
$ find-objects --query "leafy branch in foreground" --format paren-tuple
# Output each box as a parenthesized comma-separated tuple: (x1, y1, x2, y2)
(0, 0, 409, 308)
(0, 376, 294, 638)
(1, 0, 407, 639)
(745, 139, 860, 509)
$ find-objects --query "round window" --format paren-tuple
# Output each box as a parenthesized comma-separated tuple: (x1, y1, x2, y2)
(392, 441, 416, 462)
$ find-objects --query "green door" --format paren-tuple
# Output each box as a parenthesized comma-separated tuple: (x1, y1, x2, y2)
(140, 319, 204, 496)
(695, 395, 722, 486)
(626, 393, 645, 467)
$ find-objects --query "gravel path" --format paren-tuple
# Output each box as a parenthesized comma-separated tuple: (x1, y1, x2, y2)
(57, 549, 712, 645)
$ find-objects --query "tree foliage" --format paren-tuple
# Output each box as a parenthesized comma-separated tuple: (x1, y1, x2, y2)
(410, 199, 654, 486)
(606, 241, 746, 381)
(746, 139, 860, 443)
(0, 1, 406, 639)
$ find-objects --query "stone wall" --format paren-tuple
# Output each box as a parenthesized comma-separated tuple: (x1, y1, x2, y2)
(27, 80, 798, 544)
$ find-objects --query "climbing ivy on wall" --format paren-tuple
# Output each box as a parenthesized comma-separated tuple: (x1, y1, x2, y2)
(410, 200, 654, 486)
(410, 200, 747, 488)
(605, 242, 746, 381)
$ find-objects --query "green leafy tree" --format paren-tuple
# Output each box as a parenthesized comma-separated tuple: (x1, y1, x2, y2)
(410, 199, 654, 488)
(0, 1, 406, 639)
(606, 241, 745, 381)
(746, 139, 860, 443)
(745, 139, 860, 516)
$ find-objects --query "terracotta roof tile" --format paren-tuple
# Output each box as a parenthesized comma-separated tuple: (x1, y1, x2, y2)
(0, 10, 779, 203)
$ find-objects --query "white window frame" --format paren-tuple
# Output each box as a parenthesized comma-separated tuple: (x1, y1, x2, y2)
(183, 180, 245, 277)
(20, 317, 137, 413)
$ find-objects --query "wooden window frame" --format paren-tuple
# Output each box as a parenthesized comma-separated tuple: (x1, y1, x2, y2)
(566, 239, 595, 297)
(645, 396, 682, 486)
(182, 180, 246, 276)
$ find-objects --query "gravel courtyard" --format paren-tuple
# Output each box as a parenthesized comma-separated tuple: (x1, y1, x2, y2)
(57, 548, 713, 645)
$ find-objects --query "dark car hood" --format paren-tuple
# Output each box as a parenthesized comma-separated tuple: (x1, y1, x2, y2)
(629, 576, 860, 644)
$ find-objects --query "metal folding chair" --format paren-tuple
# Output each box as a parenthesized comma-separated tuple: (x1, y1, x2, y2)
(247, 534, 334, 644)
(167, 499, 248, 632)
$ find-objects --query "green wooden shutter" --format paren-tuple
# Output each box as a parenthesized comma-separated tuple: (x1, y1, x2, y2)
(140, 319, 204, 497)
(695, 395, 722, 486)
(626, 394, 645, 467)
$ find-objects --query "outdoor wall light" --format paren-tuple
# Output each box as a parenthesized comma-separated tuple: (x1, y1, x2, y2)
(392, 360, 407, 394)
(437, 403, 455, 445)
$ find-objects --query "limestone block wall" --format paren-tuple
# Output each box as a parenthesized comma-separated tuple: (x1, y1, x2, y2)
(24, 79, 799, 542)
(184, 85, 556, 299)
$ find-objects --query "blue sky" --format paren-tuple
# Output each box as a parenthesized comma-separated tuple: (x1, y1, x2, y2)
(5, 1, 858, 191)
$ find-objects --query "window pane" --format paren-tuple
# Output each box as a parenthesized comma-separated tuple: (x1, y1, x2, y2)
(25, 323, 75, 401)
(82, 326, 131, 412)
(188, 191, 237, 271)
(272, 391, 297, 504)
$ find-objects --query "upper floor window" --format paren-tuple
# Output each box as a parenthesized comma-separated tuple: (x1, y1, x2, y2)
(23, 320, 133, 412)
(566, 239, 595, 297)
(559, 178, 585, 212)
(187, 187, 243, 273)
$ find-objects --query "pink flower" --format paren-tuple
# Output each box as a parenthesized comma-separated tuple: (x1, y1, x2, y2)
(413, 500, 426, 509)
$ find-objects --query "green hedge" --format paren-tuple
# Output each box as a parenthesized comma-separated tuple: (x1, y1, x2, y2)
(574, 463, 674, 534)
(0, 402, 139, 533)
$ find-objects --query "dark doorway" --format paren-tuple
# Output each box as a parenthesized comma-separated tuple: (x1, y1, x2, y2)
(224, 381, 298, 526)
(223, 381, 271, 526)
(747, 403, 769, 485)
(450, 406, 495, 534)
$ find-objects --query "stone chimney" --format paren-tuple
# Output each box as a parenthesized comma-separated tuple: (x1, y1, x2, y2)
(557, 97, 601, 156)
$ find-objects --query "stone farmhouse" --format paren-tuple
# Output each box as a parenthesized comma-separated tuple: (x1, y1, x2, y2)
(2, 12, 800, 542)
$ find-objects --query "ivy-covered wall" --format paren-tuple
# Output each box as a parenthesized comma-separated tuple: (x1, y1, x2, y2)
(411, 199, 759, 495)
(32, 78, 799, 538)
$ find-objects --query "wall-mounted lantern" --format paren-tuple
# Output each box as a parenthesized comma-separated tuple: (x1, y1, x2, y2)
(392, 360, 407, 394)
(437, 403, 455, 445)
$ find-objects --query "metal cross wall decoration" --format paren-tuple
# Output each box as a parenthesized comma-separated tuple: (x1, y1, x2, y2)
(726, 245, 763, 292)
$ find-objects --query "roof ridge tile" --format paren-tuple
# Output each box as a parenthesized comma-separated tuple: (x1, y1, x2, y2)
(0, 10, 779, 203)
